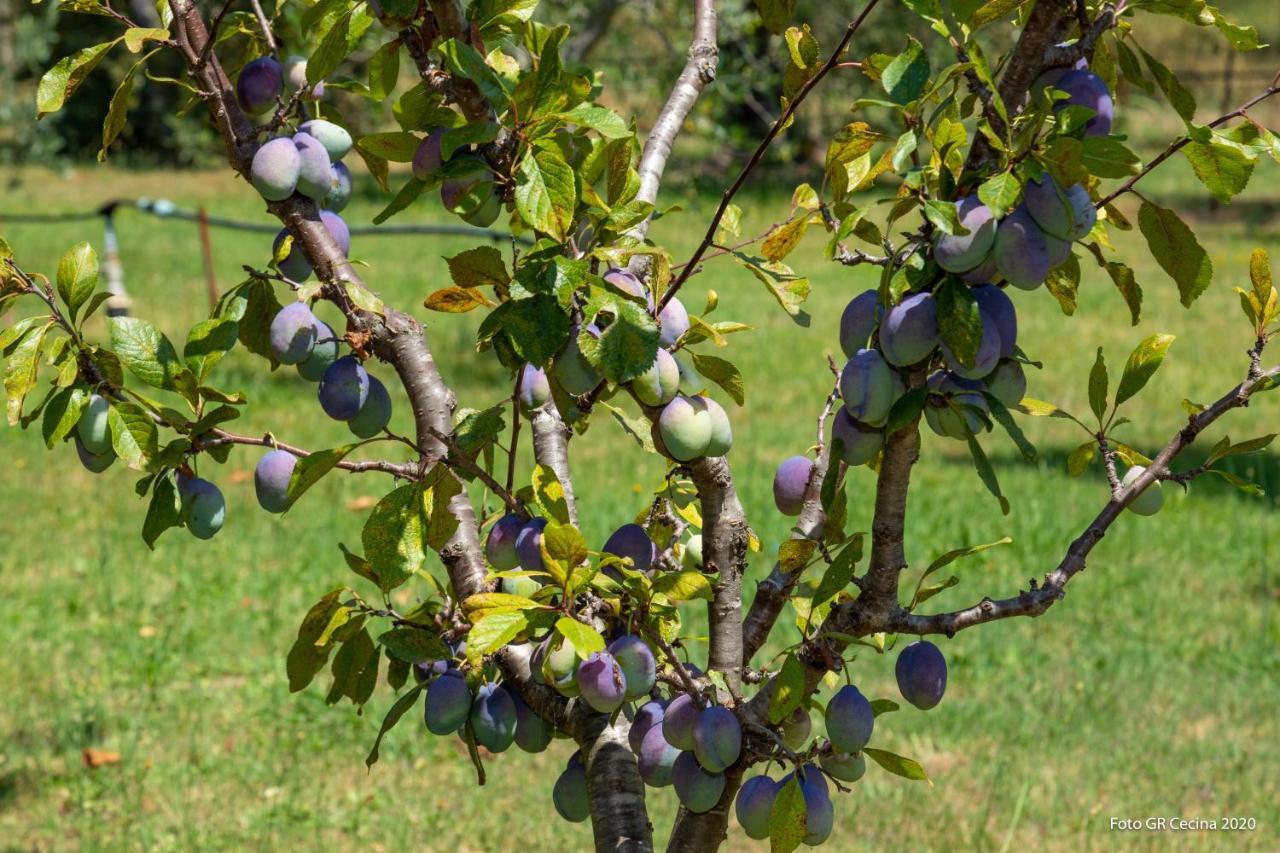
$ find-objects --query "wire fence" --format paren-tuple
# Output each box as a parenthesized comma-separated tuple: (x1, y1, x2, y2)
(0, 198, 529, 316)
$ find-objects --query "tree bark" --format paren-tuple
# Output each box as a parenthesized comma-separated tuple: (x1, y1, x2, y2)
(530, 401, 580, 525)
(688, 456, 748, 691)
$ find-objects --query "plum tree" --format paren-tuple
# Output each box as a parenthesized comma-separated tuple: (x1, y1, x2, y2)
(824, 685, 874, 753)
(896, 642, 948, 710)
(14, 2, 1280, 851)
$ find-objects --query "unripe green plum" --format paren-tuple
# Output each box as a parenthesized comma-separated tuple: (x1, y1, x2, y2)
(181, 476, 225, 540)
(896, 640, 948, 709)
(681, 534, 703, 570)
(324, 162, 352, 213)
(984, 359, 1027, 407)
(658, 297, 690, 347)
(298, 119, 352, 161)
(825, 685, 874, 753)
(485, 513, 525, 570)
(1024, 174, 1096, 241)
(658, 395, 713, 461)
(971, 285, 1017, 358)
(318, 355, 370, 421)
(832, 408, 885, 467)
(237, 56, 282, 115)
(553, 752, 590, 822)
(698, 395, 733, 456)
(347, 375, 392, 439)
(412, 130, 446, 181)
(941, 307, 1003, 380)
(841, 348, 896, 426)
(537, 635, 581, 697)
(1122, 465, 1164, 516)
(924, 372, 990, 440)
(692, 705, 741, 773)
(819, 749, 866, 783)
(518, 364, 551, 413)
(77, 393, 112, 455)
(780, 705, 811, 751)
(251, 137, 301, 202)
(773, 455, 812, 516)
(839, 289, 883, 358)
(638, 724, 680, 787)
(993, 206, 1052, 290)
(630, 699, 667, 753)
(509, 687, 553, 753)
(461, 193, 501, 228)
(470, 682, 517, 752)
(662, 693, 702, 751)
(553, 325, 602, 396)
(75, 436, 115, 473)
(735, 774, 780, 840)
(577, 651, 627, 713)
(633, 348, 680, 407)
(292, 132, 333, 201)
(425, 670, 471, 734)
(672, 751, 725, 814)
(609, 630, 655, 696)
(297, 319, 339, 382)
(254, 449, 296, 514)
(934, 195, 997, 273)
(283, 55, 324, 100)
(879, 292, 939, 366)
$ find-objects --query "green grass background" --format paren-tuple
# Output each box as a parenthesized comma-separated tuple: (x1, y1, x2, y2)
(2, 62, 1280, 853)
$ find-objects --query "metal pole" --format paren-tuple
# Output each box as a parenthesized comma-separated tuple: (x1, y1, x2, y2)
(100, 203, 131, 317)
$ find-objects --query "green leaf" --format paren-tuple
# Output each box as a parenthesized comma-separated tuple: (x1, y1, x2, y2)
(142, 474, 182, 549)
(37, 40, 120, 118)
(1183, 140, 1254, 203)
(1088, 347, 1108, 423)
(287, 444, 358, 508)
(107, 403, 158, 470)
(356, 131, 422, 162)
(183, 318, 239, 384)
(446, 246, 510, 288)
(56, 242, 98, 323)
(361, 483, 429, 592)
(870, 697, 899, 716)
(966, 436, 1010, 515)
(541, 521, 588, 568)
(1114, 334, 1175, 408)
(41, 386, 85, 449)
(885, 386, 927, 436)
(863, 747, 932, 784)
(1137, 202, 1213, 308)
(484, 295, 571, 367)
(533, 464, 572, 524)
(555, 616, 605, 658)
(652, 571, 714, 601)
(100, 50, 155, 161)
(689, 352, 744, 406)
(365, 682, 425, 767)
(920, 536, 1011, 581)
(881, 37, 930, 105)
(734, 253, 811, 325)
(108, 316, 192, 392)
(308, 6, 374, 85)
(1206, 468, 1264, 496)
(438, 38, 512, 109)
(977, 171, 1021, 216)
(1138, 46, 1196, 123)
(376, 628, 448, 666)
(1102, 259, 1142, 325)
(594, 298, 659, 384)
(1080, 136, 1141, 179)
(367, 39, 401, 101)
(768, 654, 807, 724)
(373, 177, 428, 225)
(811, 535, 863, 608)
(515, 140, 576, 240)
(1044, 254, 1080, 316)
(935, 278, 982, 369)
(768, 775, 807, 853)
(556, 104, 630, 139)
(1206, 433, 1276, 465)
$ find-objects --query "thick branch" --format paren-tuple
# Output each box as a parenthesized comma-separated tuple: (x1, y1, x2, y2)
(892, 361, 1280, 636)
(630, 0, 719, 242)
(857, 418, 922, 615)
(688, 456, 749, 691)
(665, 764, 745, 853)
(529, 402, 580, 525)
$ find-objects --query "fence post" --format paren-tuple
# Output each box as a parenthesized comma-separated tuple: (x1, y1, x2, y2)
(197, 205, 219, 309)
(100, 202, 131, 317)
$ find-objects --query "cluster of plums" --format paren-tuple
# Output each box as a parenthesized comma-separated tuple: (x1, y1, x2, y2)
(412, 129, 503, 228)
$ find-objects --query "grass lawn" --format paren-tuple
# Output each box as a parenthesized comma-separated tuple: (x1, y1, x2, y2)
(0, 136, 1277, 853)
